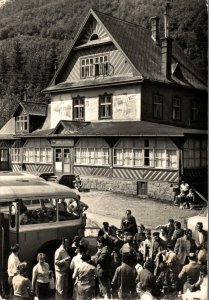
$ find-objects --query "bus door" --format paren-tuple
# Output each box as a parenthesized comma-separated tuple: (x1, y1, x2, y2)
(0, 149, 9, 171)
(55, 148, 71, 174)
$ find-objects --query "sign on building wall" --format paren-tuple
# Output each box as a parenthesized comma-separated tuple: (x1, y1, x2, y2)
(51, 139, 74, 147)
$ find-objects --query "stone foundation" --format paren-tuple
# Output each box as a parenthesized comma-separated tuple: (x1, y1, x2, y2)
(81, 176, 176, 201)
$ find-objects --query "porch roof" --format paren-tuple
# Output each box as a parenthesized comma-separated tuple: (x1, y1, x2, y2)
(29, 121, 207, 138)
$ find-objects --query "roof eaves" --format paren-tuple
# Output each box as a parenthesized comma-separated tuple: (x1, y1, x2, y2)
(43, 76, 143, 93)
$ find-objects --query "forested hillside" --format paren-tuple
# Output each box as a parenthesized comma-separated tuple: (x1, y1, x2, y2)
(0, 0, 207, 127)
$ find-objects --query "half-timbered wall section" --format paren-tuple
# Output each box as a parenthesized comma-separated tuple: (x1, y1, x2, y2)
(66, 44, 134, 82)
(112, 137, 179, 182)
(74, 137, 112, 177)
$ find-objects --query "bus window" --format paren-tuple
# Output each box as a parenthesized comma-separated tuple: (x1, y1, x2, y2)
(10, 203, 16, 228)
(58, 198, 80, 221)
(24, 200, 32, 205)
(20, 199, 56, 225)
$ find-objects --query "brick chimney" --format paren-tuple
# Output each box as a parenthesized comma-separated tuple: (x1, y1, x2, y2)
(161, 1, 173, 79)
(150, 16, 160, 44)
(161, 37, 173, 79)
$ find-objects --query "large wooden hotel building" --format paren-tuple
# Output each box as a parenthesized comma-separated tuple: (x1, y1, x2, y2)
(0, 9, 207, 200)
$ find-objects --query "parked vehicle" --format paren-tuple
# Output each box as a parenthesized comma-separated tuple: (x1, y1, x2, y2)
(73, 175, 83, 191)
(0, 177, 86, 288)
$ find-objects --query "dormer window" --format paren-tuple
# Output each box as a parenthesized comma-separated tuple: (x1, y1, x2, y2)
(90, 33, 99, 41)
(16, 115, 28, 132)
(81, 54, 109, 79)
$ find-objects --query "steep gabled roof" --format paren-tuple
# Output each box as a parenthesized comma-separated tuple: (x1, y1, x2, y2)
(13, 102, 48, 117)
(93, 10, 163, 82)
(45, 9, 207, 93)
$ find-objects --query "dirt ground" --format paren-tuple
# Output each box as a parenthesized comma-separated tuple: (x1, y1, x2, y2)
(79, 189, 201, 230)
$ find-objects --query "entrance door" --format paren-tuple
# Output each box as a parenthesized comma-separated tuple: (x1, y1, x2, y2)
(55, 148, 71, 174)
(0, 149, 9, 171)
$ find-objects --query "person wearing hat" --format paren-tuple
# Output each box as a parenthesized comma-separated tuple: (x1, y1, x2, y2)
(178, 253, 200, 293)
(174, 229, 196, 266)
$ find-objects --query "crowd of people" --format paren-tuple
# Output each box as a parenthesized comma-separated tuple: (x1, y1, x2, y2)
(7, 209, 207, 300)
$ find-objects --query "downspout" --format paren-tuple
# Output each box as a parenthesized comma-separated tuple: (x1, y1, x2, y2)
(16, 201, 20, 244)
(179, 145, 184, 182)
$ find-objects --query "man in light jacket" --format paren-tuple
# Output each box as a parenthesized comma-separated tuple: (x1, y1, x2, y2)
(54, 238, 71, 300)
(174, 229, 196, 266)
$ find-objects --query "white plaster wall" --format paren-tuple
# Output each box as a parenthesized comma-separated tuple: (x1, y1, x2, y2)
(78, 85, 141, 121)
(113, 88, 141, 121)
(85, 97, 99, 121)
(51, 94, 73, 128)
(49, 85, 141, 127)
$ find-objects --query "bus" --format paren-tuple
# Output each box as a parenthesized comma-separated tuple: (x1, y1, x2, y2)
(0, 177, 86, 289)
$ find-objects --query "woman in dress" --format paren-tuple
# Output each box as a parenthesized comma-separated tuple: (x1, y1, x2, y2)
(32, 253, 50, 300)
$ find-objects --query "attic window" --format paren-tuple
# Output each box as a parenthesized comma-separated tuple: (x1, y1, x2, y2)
(81, 55, 109, 78)
(16, 115, 29, 133)
(90, 33, 99, 41)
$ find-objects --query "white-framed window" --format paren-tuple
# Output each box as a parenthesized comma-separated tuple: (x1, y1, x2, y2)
(11, 148, 22, 163)
(16, 115, 28, 132)
(99, 94, 112, 119)
(155, 149, 165, 168)
(23, 148, 52, 163)
(74, 148, 109, 165)
(113, 139, 177, 169)
(133, 149, 143, 166)
(81, 54, 109, 79)
(73, 96, 85, 120)
(166, 150, 177, 168)
(183, 138, 207, 168)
